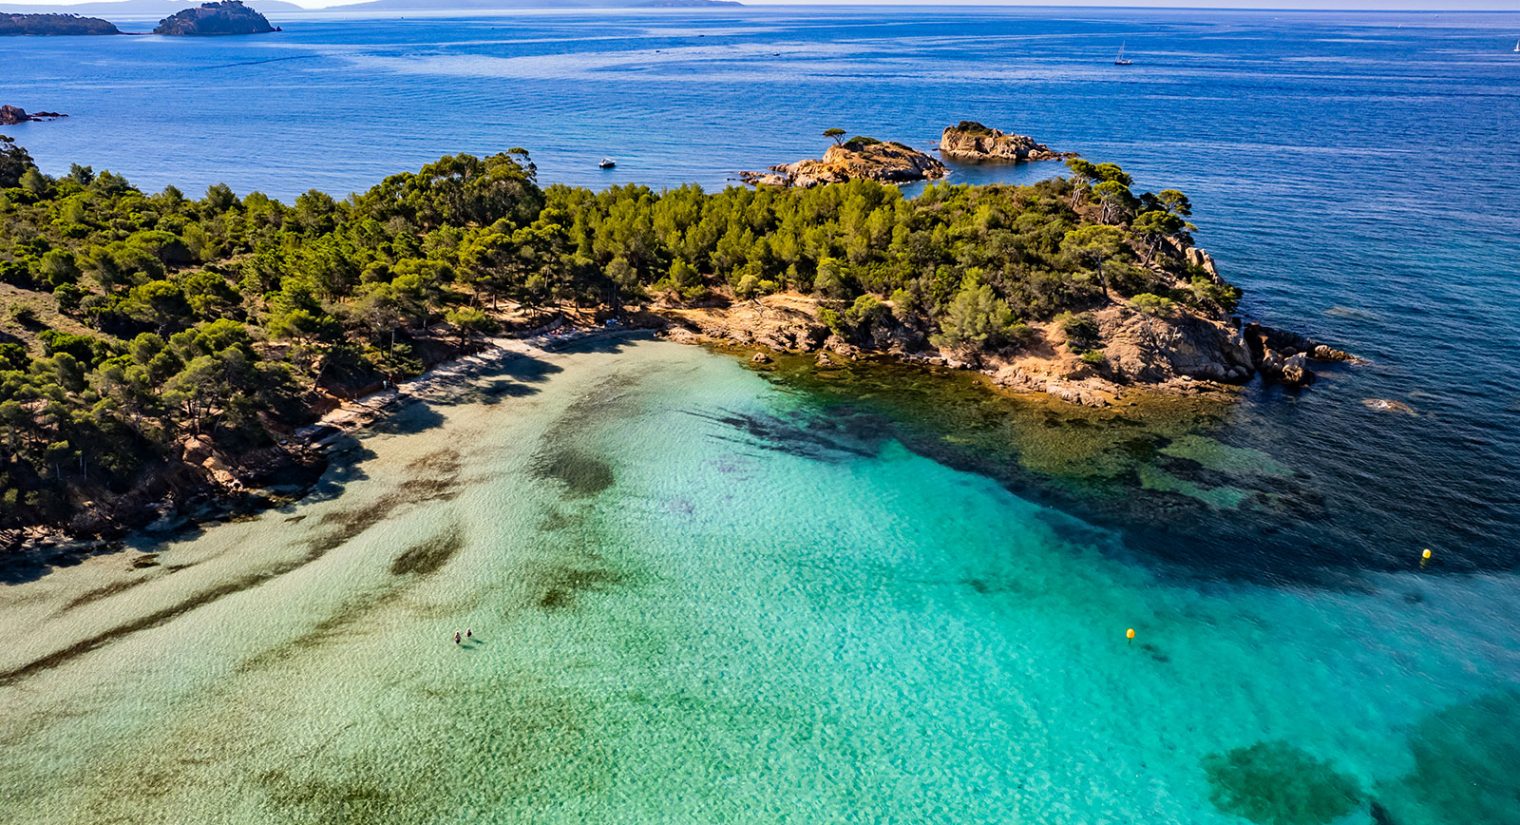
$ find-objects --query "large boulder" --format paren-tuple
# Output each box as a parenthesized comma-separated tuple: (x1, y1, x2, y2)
(1096, 305, 1254, 384)
(1280, 352, 1312, 386)
(939, 121, 1071, 163)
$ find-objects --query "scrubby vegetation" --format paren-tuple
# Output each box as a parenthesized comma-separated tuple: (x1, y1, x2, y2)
(0, 134, 1234, 532)
(0, 13, 120, 36)
(153, 1, 275, 36)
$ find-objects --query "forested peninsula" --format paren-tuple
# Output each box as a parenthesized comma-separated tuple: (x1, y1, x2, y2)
(0, 134, 1346, 545)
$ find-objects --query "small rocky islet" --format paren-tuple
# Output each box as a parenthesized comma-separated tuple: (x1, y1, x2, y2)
(739, 121, 1073, 188)
(0, 106, 67, 126)
(152, 1, 278, 36)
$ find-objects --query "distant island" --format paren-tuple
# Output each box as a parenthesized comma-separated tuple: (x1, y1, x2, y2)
(0, 12, 120, 35)
(154, 1, 275, 35)
(1, 2, 278, 35)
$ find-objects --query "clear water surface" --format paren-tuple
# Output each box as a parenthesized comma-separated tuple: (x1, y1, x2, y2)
(2, 8, 1518, 824)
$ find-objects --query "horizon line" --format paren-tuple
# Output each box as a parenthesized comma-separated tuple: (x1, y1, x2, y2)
(8, 0, 1520, 11)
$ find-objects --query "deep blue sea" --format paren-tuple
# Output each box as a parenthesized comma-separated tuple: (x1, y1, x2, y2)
(3, 9, 1520, 822)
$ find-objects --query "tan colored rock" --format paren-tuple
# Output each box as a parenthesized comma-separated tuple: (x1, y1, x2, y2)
(1280, 353, 1312, 386)
(661, 293, 829, 352)
(938, 121, 1070, 163)
(1184, 247, 1221, 280)
(742, 138, 947, 188)
(1096, 305, 1253, 384)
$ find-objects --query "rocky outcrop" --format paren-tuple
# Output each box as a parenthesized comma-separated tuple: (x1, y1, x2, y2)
(939, 121, 1071, 163)
(1094, 305, 1255, 384)
(154, 1, 277, 36)
(656, 291, 1266, 409)
(0, 106, 68, 125)
(1, 13, 120, 36)
(742, 137, 947, 188)
(661, 293, 830, 351)
(1244, 322, 1358, 388)
(1184, 246, 1221, 280)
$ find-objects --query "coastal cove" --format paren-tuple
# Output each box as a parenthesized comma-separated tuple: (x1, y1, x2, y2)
(2, 6, 1515, 561)
(1, 6, 1518, 823)
(2, 337, 1518, 824)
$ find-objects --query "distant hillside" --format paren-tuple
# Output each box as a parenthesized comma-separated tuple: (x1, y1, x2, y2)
(154, 1, 276, 34)
(0, 0, 301, 17)
(0, 11, 120, 34)
(336, 0, 741, 10)
(0, 0, 730, 13)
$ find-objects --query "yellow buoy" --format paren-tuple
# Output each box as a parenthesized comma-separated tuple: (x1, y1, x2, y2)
(1421, 548, 1433, 568)
(1126, 628, 1136, 644)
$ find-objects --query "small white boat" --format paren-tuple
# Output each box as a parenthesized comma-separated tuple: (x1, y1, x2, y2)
(1513, 39, 1519, 53)
(1114, 43, 1133, 66)
(599, 157, 617, 169)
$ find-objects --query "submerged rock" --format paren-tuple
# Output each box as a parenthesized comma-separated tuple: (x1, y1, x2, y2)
(1202, 741, 1363, 825)
(1372, 689, 1520, 825)
(938, 121, 1071, 163)
(741, 136, 947, 188)
(1362, 398, 1416, 415)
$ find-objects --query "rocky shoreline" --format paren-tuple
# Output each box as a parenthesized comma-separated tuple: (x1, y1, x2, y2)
(653, 281, 1354, 409)
(1, 299, 1353, 565)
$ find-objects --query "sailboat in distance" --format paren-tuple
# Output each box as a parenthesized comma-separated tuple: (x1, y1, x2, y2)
(1115, 42, 1134, 66)
(1513, 39, 1519, 53)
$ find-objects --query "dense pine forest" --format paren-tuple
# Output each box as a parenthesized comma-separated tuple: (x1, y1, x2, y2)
(0, 134, 1232, 535)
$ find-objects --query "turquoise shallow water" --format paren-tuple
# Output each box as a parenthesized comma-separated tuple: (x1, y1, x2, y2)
(1, 339, 1515, 823)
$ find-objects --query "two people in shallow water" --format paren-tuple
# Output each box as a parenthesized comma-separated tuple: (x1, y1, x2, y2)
(454, 629, 473, 645)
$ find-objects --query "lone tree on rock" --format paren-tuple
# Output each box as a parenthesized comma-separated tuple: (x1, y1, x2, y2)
(823, 128, 847, 146)
(1062, 224, 1128, 299)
